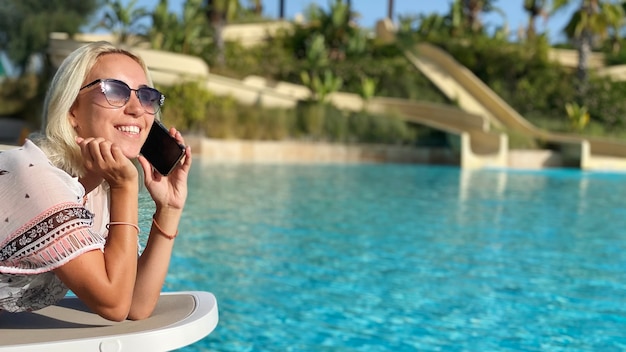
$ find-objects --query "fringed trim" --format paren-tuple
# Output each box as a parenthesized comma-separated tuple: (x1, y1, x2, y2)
(0, 203, 106, 274)
(0, 202, 93, 249)
(0, 227, 105, 275)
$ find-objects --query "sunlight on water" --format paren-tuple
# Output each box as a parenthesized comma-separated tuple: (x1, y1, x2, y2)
(139, 162, 626, 351)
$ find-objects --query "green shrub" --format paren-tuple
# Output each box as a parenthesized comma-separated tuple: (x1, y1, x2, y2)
(158, 81, 419, 145)
(157, 81, 211, 131)
(0, 74, 39, 117)
(296, 101, 326, 138)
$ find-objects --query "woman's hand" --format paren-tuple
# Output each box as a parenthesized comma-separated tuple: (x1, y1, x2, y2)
(76, 137, 138, 189)
(138, 127, 192, 210)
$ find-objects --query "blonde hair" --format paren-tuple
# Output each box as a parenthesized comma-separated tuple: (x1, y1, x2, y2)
(37, 41, 155, 177)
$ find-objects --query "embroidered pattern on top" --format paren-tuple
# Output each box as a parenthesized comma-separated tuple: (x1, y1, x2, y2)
(0, 204, 97, 271)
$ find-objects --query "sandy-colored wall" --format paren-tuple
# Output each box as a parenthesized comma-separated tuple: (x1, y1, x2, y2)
(185, 138, 558, 170)
(185, 137, 458, 165)
(0, 139, 568, 170)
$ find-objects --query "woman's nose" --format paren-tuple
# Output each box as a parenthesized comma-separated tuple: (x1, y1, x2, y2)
(124, 91, 144, 116)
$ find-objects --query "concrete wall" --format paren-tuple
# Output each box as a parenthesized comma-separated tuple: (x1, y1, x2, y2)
(185, 137, 457, 164)
(0, 139, 570, 170)
(184, 137, 561, 171)
(548, 48, 605, 70)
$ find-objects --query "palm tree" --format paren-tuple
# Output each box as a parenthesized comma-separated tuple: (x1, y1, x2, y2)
(180, 0, 212, 55)
(250, 0, 262, 15)
(150, 0, 210, 56)
(149, 0, 179, 51)
(523, 0, 548, 39)
(279, 0, 285, 18)
(303, 0, 362, 60)
(603, 1, 625, 53)
(553, 0, 625, 99)
(205, 0, 241, 66)
(95, 0, 150, 45)
(462, 0, 498, 33)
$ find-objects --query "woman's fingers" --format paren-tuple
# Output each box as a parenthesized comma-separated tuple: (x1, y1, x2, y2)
(76, 137, 137, 185)
(181, 145, 192, 171)
(77, 137, 96, 169)
(82, 138, 112, 170)
(96, 140, 115, 166)
(137, 154, 156, 182)
(77, 138, 125, 167)
(143, 125, 190, 176)
(109, 143, 126, 164)
(167, 127, 191, 172)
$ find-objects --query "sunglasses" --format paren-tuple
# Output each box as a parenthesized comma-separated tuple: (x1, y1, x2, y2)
(79, 79, 165, 115)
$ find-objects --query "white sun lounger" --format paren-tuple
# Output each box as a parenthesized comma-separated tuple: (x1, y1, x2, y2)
(0, 291, 218, 351)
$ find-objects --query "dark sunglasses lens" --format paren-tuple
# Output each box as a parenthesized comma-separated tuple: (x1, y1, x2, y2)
(137, 88, 163, 114)
(102, 81, 131, 107)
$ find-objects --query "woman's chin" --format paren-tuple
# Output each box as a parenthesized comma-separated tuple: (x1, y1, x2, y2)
(121, 146, 142, 160)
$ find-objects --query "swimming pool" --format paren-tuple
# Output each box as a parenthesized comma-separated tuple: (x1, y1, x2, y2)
(140, 162, 626, 351)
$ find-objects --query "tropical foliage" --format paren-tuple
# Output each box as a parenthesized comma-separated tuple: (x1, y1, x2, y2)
(6, 0, 626, 142)
(149, 0, 211, 56)
(0, 0, 101, 72)
(523, 0, 549, 39)
(553, 0, 626, 99)
(0, 0, 101, 119)
(93, 0, 150, 45)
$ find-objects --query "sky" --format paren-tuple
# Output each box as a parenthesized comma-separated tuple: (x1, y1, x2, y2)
(133, 0, 579, 44)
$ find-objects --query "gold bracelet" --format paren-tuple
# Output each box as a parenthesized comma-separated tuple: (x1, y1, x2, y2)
(152, 215, 178, 240)
(106, 222, 140, 234)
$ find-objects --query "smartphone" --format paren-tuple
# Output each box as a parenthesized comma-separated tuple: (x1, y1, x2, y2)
(140, 120, 186, 176)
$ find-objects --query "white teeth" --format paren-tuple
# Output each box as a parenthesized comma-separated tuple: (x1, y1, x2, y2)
(116, 126, 140, 134)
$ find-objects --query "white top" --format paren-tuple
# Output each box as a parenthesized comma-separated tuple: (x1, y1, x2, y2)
(0, 140, 108, 312)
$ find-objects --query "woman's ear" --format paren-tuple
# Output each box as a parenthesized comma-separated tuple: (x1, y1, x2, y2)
(69, 102, 78, 128)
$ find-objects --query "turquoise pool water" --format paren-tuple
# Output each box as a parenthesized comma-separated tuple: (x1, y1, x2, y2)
(139, 162, 626, 351)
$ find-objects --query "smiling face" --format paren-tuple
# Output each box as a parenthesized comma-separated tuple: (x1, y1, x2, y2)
(70, 53, 156, 158)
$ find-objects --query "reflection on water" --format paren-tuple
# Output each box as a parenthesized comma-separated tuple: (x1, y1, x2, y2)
(142, 162, 626, 351)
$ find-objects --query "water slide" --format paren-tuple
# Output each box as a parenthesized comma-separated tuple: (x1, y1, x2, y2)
(407, 42, 626, 170)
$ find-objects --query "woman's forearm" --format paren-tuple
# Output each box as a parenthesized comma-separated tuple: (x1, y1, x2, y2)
(128, 207, 182, 320)
(54, 183, 140, 321)
(104, 184, 140, 290)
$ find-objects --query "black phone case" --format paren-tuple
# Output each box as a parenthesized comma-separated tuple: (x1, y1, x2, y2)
(140, 121, 186, 176)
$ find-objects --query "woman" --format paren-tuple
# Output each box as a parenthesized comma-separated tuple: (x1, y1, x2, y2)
(0, 41, 192, 321)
